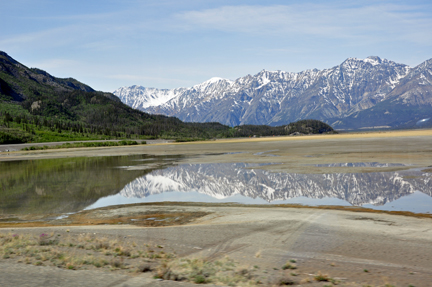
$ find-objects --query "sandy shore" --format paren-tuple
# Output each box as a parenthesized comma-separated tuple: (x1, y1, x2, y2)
(2, 129, 432, 175)
(1, 204, 431, 286)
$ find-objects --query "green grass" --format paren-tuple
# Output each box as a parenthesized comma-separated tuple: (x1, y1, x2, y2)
(174, 138, 206, 142)
(21, 140, 143, 151)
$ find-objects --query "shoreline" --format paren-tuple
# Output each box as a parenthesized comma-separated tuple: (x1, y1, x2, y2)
(1, 201, 432, 229)
(1, 128, 432, 156)
(1, 203, 431, 286)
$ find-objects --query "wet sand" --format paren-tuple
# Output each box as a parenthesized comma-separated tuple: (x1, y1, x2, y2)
(1, 129, 432, 175)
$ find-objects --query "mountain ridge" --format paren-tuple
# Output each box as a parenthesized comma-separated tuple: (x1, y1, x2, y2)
(0, 51, 335, 144)
(0, 51, 232, 142)
(114, 56, 432, 130)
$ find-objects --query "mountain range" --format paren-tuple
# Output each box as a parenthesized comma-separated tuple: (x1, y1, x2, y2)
(114, 56, 432, 130)
(0, 51, 335, 144)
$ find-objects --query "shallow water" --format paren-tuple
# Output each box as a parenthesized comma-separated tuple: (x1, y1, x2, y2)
(0, 155, 180, 215)
(1, 155, 431, 215)
(88, 162, 432, 213)
(314, 162, 410, 168)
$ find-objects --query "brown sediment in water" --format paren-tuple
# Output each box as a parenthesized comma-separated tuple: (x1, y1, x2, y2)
(0, 205, 210, 228)
(64, 210, 210, 227)
(0, 202, 430, 228)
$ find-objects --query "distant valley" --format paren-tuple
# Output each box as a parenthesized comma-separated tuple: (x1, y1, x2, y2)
(114, 56, 432, 130)
(0, 51, 334, 144)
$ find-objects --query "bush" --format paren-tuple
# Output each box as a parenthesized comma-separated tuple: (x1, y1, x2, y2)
(193, 275, 206, 284)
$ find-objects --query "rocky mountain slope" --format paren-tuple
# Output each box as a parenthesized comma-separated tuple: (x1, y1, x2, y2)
(114, 56, 432, 130)
(119, 163, 432, 206)
(333, 58, 432, 129)
(0, 51, 231, 142)
(0, 51, 101, 102)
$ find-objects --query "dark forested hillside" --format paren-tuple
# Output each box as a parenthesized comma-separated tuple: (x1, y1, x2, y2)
(0, 51, 233, 143)
(0, 51, 335, 144)
(232, 120, 335, 137)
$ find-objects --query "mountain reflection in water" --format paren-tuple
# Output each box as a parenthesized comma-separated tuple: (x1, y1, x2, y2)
(2, 156, 431, 215)
(118, 163, 432, 208)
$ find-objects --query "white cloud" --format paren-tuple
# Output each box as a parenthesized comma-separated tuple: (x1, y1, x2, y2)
(0, 27, 73, 47)
(26, 58, 80, 70)
(5, 2, 430, 53)
(2, 1, 431, 91)
(174, 3, 432, 44)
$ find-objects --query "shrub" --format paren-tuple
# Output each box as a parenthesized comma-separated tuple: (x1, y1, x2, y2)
(282, 262, 297, 270)
(278, 278, 295, 285)
(314, 273, 331, 282)
(193, 275, 206, 284)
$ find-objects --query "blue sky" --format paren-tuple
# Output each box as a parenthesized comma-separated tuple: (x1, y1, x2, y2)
(1, 0, 432, 92)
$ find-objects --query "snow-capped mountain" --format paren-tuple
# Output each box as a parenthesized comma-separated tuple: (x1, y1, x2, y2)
(114, 56, 432, 129)
(113, 85, 186, 110)
(119, 163, 432, 206)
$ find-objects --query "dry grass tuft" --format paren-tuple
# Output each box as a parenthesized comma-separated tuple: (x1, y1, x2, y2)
(282, 261, 297, 270)
(0, 231, 174, 274)
(255, 250, 261, 258)
(161, 257, 261, 286)
(314, 271, 332, 282)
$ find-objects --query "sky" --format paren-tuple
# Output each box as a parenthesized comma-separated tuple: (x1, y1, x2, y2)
(1, 0, 432, 92)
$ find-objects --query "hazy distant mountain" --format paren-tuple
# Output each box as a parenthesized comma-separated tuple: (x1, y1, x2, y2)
(119, 163, 432, 206)
(113, 85, 185, 110)
(114, 56, 432, 130)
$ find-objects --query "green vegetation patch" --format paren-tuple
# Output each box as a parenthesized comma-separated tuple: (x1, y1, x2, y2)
(22, 140, 143, 151)
(0, 128, 33, 144)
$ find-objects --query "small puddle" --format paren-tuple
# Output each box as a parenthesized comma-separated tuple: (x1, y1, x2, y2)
(253, 150, 280, 157)
(313, 162, 410, 168)
(254, 150, 279, 155)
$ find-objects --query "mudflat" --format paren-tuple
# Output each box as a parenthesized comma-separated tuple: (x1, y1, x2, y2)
(1, 130, 432, 286)
(2, 129, 432, 175)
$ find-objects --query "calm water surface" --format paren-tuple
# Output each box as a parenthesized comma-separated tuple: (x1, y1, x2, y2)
(1, 155, 431, 215)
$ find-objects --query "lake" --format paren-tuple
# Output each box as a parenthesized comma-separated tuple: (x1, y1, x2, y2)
(1, 153, 431, 216)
